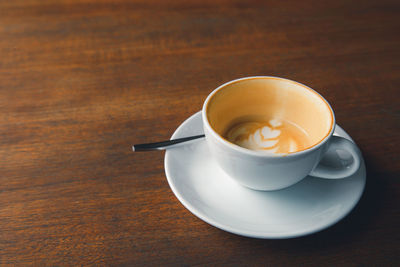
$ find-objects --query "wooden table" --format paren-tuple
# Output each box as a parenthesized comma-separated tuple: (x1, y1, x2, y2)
(1, 0, 399, 265)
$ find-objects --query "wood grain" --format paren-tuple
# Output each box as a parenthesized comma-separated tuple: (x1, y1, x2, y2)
(0, 0, 399, 265)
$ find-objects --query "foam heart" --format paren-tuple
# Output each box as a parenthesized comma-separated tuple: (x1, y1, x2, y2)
(261, 126, 281, 139)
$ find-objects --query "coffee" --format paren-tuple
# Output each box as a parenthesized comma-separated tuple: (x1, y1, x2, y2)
(205, 77, 333, 155)
(224, 118, 311, 154)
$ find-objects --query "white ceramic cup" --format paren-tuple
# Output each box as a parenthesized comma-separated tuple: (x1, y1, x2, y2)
(202, 76, 361, 191)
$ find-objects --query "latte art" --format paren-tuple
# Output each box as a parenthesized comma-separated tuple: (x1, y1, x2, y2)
(224, 119, 311, 154)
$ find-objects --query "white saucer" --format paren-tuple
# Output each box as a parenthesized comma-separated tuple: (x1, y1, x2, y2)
(164, 112, 366, 239)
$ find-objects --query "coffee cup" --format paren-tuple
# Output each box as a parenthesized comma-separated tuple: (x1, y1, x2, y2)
(202, 76, 361, 191)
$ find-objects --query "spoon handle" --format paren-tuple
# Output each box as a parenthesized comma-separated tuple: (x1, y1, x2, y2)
(132, 134, 205, 151)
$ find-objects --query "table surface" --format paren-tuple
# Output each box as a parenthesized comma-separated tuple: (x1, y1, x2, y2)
(1, 0, 399, 265)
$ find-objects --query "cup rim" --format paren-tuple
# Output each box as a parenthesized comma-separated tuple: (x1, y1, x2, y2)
(202, 76, 336, 158)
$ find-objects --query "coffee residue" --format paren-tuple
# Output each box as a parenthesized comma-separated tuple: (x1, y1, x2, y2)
(224, 119, 311, 154)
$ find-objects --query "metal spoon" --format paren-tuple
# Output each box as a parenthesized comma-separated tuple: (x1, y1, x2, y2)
(132, 134, 205, 151)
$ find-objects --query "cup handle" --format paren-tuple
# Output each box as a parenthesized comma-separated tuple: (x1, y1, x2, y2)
(310, 136, 361, 179)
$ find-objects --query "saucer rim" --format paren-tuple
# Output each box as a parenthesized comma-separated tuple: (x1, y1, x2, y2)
(164, 111, 366, 239)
